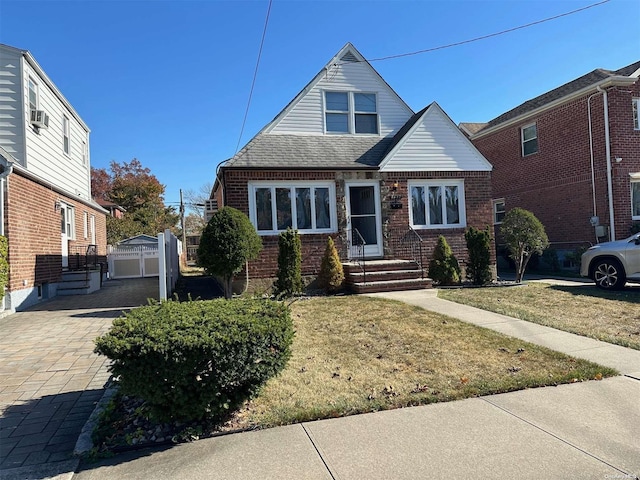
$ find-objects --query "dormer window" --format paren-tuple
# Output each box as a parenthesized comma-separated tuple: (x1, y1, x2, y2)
(324, 91, 378, 135)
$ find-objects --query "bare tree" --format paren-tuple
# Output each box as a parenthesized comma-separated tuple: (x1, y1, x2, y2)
(184, 182, 213, 222)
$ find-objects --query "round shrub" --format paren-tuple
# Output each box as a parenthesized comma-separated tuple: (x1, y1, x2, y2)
(94, 298, 294, 422)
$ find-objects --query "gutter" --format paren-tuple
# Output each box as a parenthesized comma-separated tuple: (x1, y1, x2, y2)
(471, 76, 637, 140)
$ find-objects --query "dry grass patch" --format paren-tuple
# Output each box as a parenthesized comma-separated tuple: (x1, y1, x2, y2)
(236, 296, 615, 428)
(439, 283, 640, 350)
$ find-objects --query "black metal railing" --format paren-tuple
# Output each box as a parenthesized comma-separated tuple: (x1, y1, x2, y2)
(68, 244, 99, 271)
(403, 227, 425, 278)
(348, 228, 366, 285)
(387, 226, 426, 278)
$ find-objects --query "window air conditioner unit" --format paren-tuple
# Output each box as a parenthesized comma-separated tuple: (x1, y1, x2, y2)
(30, 109, 50, 129)
(205, 199, 218, 222)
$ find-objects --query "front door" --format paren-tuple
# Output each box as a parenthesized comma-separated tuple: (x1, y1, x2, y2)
(60, 204, 71, 268)
(346, 182, 383, 258)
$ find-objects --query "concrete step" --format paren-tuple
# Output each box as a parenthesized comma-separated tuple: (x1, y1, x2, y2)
(350, 278, 433, 294)
(345, 269, 425, 283)
(343, 259, 419, 274)
(57, 285, 91, 296)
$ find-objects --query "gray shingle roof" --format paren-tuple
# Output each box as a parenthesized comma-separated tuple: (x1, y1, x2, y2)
(224, 134, 393, 169)
(482, 60, 640, 131)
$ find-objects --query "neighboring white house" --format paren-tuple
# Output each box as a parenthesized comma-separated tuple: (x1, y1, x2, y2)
(0, 43, 107, 311)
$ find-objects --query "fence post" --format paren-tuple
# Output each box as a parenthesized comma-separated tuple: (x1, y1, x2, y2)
(158, 232, 167, 301)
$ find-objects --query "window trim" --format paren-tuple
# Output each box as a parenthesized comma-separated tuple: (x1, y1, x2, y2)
(323, 90, 379, 135)
(82, 141, 87, 166)
(631, 177, 640, 221)
(493, 198, 506, 225)
(90, 215, 96, 244)
(28, 77, 38, 112)
(83, 212, 88, 239)
(633, 98, 639, 131)
(408, 179, 467, 229)
(521, 122, 538, 157)
(248, 181, 337, 235)
(62, 115, 70, 156)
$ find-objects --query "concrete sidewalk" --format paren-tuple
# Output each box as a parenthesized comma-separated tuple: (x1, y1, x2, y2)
(0, 278, 159, 479)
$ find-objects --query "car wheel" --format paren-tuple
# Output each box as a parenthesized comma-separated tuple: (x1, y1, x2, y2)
(592, 259, 626, 290)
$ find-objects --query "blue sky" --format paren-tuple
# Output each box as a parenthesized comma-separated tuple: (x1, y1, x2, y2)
(1, 0, 638, 208)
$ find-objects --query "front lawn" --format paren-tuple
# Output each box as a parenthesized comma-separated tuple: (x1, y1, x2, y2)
(92, 295, 616, 453)
(439, 283, 640, 350)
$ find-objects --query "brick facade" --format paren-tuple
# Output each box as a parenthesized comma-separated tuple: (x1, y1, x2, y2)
(472, 81, 640, 248)
(4, 171, 107, 296)
(221, 168, 494, 281)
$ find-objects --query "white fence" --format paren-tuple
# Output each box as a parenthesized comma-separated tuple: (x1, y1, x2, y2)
(107, 245, 159, 279)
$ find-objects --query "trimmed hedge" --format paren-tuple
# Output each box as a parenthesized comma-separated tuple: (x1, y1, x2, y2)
(94, 299, 294, 422)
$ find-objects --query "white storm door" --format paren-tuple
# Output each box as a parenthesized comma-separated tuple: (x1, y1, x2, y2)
(60, 204, 71, 268)
(345, 182, 383, 258)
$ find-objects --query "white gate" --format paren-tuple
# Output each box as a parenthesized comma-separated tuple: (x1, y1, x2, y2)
(107, 245, 159, 279)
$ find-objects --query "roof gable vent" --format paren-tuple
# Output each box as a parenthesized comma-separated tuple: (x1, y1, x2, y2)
(340, 51, 359, 63)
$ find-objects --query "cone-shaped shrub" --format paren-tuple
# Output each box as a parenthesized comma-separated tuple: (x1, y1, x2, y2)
(464, 226, 492, 285)
(274, 228, 303, 297)
(428, 235, 461, 286)
(318, 237, 344, 293)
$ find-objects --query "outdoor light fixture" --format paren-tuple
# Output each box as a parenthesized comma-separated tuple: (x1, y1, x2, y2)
(54, 200, 61, 212)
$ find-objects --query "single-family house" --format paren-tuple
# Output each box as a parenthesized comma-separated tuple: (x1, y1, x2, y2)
(464, 60, 640, 261)
(212, 43, 494, 292)
(0, 44, 108, 311)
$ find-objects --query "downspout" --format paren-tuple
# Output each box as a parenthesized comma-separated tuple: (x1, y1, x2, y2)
(597, 85, 615, 241)
(587, 92, 599, 243)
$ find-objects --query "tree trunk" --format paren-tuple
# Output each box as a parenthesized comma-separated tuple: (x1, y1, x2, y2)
(224, 276, 233, 300)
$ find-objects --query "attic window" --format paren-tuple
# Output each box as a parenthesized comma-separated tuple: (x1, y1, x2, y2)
(324, 91, 379, 135)
(521, 123, 538, 156)
(340, 51, 359, 63)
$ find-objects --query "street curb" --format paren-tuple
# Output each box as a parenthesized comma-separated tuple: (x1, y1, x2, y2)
(73, 382, 118, 456)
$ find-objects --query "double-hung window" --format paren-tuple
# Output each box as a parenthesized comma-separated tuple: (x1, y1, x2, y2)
(28, 78, 38, 111)
(62, 115, 70, 155)
(632, 176, 640, 220)
(521, 123, 538, 156)
(249, 181, 336, 234)
(493, 199, 506, 224)
(324, 91, 378, 134)
(633, 98, 639, 130)
(409, 180, 466, 229)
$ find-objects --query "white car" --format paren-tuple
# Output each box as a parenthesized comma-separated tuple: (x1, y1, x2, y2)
(580, 233, 640, 290)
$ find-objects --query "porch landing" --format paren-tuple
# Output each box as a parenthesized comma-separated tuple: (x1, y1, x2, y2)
(343, 259, 432, 294)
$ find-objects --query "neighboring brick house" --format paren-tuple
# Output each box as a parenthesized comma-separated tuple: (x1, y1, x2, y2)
(212, 43, 494, 291)
(0, 44, 108, 311)
(463, 60, 640, 259)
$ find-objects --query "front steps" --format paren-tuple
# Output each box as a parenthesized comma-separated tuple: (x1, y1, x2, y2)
(343, 259, 432, 294)
(58, 269, 101, 296)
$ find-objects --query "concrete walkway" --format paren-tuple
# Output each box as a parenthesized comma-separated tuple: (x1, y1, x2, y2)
(0, 278, 159, 478)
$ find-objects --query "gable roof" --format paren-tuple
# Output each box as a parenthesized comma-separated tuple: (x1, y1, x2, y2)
(262, 43, 413, 134)
(379, 103, 492, 172)
(473, 60, 640, 138)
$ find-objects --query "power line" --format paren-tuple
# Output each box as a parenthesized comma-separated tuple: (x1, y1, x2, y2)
(235, 0, 273, 154)
(355, 0, 611, 64)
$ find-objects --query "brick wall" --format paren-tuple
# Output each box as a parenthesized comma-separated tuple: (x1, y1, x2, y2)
(5, 171, 107, 292)
(221, 168, 495, 281)
(472, 79, 640, 246)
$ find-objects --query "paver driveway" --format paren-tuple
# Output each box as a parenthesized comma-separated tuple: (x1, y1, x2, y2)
(0, 278, 158, 470)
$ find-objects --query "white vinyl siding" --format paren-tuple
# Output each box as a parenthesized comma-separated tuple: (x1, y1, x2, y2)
(248, 181, 337, 235)
(521, 123, 538, 156)
(0, 47, 25, 163)
(409, 179, 466, 229)
(269, 59, 411, 136)
(380, 104, 493, 172)
(633, 98, 639, 130)
(21, 60, 92, 200)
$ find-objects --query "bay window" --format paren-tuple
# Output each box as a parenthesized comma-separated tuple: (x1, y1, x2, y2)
(249, 182, 336, 234)
(409, 180, 466, 229)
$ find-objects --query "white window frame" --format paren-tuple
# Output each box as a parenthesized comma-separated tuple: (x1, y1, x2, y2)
(82, 140, 87, 166)
(28, 77, 38, 112)
(408, 179, 467, 229)
(62, 115, 70, 156)
(521, 122, 538, 157)
(248, 181, 337, 235)
(90, 215, 96, 244)
(83, 212, 88, 239)
(633, 98, 639, 131)
(493, 199, 506, 224)
(323, 91, 379, 135)
(62, 204, 76, 240)
(631, 175, 640, 221)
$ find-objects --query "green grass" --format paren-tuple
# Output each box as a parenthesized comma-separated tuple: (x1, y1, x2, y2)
(439, 283, 640, 350)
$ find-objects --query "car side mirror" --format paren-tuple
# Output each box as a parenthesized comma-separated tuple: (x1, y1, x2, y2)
(635, 238, 640, 245)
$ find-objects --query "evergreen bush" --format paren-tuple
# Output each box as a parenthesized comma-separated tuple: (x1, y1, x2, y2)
(464, 226, 492, 285)
(318, 237, 344, 293)
(274, 228, 303, 297)
(0, 236, 7, 302)
(94, 298, 294, 422)
(428, 236, 461, 286)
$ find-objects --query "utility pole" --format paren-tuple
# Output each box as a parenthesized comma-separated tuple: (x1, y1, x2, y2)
(180, 189, 186, 250)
